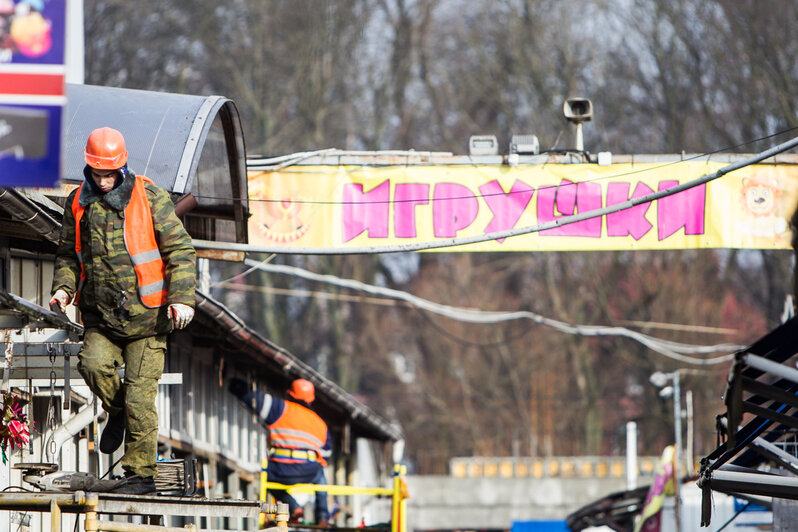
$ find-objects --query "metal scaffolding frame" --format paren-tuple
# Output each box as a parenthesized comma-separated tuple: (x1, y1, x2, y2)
(698, 317, 798, 526)
(0, 491, 285, 531)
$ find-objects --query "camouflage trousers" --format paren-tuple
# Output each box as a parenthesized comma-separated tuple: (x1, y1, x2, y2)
(78, 329, 166, 478)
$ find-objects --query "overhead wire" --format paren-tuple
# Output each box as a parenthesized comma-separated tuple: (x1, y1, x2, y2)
(213, 275, 536, 347)
(412, 306, 536, 348)
(210, 253, 276, 286)
(211, 272, 729, 351)
(241, 259, 744, 366)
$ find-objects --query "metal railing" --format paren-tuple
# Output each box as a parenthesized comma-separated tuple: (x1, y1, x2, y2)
(261, 462, 408, 532)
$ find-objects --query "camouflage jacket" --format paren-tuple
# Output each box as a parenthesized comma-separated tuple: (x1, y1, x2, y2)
(52, 165, 197, 340)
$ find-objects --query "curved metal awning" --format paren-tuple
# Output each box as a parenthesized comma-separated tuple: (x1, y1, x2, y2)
(64, 84, 248, 242)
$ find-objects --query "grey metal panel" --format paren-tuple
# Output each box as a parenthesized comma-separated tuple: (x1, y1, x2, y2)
(774, 499, 798, 531)
(64, 84, 240, 195)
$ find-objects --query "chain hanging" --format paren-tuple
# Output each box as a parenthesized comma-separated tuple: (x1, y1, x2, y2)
(45, 343, 58, 460)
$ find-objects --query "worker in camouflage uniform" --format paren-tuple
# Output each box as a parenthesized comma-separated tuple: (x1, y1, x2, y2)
(50, 127, 196, 495)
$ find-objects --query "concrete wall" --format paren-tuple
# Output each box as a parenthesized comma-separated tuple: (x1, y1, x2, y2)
(405, 477, 777, 532)
(405, 475, 629, 531)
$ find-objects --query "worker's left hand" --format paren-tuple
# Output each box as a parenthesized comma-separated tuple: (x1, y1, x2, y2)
(228, 377, 249, 399)
(169, 303, 195, 330)
(50, 289, 70, 313)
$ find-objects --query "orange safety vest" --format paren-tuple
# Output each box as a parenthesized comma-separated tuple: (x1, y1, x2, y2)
(269, 401, 328, 466)
(71, 175, 167, 308)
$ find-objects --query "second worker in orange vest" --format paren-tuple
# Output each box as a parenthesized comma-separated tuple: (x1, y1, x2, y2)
(229, 377, 331, 524)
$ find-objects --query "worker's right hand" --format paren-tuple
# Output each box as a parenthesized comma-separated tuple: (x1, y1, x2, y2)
(169, 303, 195, 330)
(49, 289, 70, 313)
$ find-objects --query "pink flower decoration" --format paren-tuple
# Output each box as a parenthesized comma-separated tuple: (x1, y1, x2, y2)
(7, 419, 28, 447)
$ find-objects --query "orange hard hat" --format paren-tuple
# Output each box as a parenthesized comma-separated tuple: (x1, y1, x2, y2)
(288, 378, 315, 403)
(84, 127, 128, 169)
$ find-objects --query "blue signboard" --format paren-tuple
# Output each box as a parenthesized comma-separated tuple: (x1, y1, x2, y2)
(511, 520, 568, 532)
(0, 0, 66, 187)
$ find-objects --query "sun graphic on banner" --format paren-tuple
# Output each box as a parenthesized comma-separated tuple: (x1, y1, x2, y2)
(736, 169, 789, 242)
(248, 172, 319, 243)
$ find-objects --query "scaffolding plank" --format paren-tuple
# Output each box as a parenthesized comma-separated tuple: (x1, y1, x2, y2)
(95, 493, 265, 519)
(0, 491, 266, 519)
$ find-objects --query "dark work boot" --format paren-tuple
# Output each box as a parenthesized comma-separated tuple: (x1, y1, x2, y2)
(99, 411, 125, 454)
(112, 475, 156, 495)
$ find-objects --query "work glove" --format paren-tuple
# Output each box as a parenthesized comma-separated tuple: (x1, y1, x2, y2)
(49, 289, 70, 313)
(169, 303, 195, 330)
(228, 377, 249, 399)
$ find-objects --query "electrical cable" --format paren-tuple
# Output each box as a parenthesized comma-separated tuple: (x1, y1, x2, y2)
(209, 253, 275, 287)
(412, 306, 535, 348)
(242, 259, 744, 366)
(100, 455, 123, 480)
(210, 276, 733, 351)
(716, 501, 750, 532)
(195, 133, 798, 255)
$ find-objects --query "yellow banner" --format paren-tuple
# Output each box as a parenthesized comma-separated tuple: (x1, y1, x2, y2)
(247, 162, 798, 251)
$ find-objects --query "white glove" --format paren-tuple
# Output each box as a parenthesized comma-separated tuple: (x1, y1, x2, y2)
(49, 289, 70, 313)
(169, 303, 195, 330)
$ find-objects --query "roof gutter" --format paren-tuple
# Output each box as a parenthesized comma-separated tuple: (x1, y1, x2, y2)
(0, 187, 62, 244)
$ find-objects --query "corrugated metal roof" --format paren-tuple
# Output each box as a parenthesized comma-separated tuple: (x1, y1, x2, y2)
(0, 187, 62, 244)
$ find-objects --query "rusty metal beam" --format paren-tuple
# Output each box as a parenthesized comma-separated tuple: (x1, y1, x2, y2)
(195, 248, 245, 262)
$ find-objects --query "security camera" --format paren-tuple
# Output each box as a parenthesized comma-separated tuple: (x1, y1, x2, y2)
(563, 98, 593, 125)
(468, 135, 499, 156)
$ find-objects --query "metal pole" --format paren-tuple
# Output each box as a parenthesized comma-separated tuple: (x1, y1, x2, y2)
(84, 496, 98, 532)
(391, 465, 400, 532)
(50, 499, 61, 532)
(673, 372, 682, 473)
(686, 390, 694, 476)
(0, 455, 8, 532)
(575, 123, 584, 152)
(260, 459, 268, 528)
(399, 465, 408, 532)
(626, 421, 638, 490)
(672, 372, 682, 532)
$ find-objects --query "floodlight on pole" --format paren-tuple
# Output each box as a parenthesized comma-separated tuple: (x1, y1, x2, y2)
(649, 371, 668, 388)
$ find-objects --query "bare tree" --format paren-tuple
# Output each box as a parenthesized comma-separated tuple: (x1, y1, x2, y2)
(83, 0, 798, 473)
